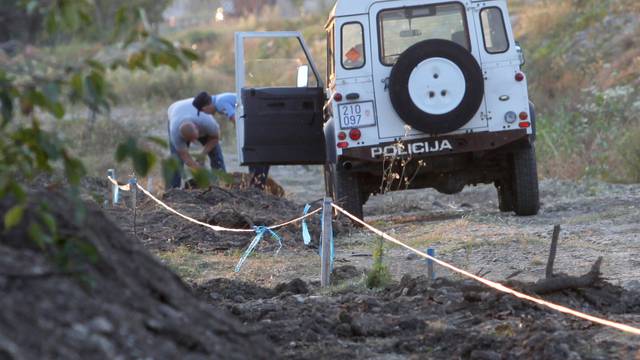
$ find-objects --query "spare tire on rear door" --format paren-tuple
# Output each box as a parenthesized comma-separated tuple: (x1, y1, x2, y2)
(389, 39, 484, 134)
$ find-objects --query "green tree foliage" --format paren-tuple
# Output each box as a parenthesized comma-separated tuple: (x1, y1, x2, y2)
(0, 0, 172, 44)
(0, 0, 197, 257)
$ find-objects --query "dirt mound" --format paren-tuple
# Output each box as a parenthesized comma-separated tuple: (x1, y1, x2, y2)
(223, 172, 286, 198)
(195, 275, 640, 359)
(0, 191, 275, 359)
(105, 182, 338, 253)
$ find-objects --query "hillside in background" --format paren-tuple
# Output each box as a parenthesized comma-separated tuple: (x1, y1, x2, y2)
(6, 0, 637, 183)
(128, 0, 640, 182)
(511, 0, 640, 181)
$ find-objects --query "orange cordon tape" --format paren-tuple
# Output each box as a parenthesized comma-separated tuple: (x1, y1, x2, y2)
(134, 183, 322, 233)
(107, 176, 132, 192)
(332, 203, 640, 336)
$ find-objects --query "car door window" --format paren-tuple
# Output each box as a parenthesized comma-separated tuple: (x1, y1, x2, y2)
(379, 3, 470, 66)
(243, 37, 319, 88)
(480, 7, 509, 54)
(342, 22, 365, 69)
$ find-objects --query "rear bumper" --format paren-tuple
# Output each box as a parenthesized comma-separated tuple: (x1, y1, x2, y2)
(340, 129, 530, 162)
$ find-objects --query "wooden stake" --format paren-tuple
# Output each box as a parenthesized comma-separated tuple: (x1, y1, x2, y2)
(546, 225, 561, 279)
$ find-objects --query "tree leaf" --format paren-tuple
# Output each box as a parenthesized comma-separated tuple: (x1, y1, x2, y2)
(115, 138, 135, 162)
(39, 211, 58, 235)
(28, 222, 51, 249)
(63, 156, 86, 186)
(212, 169, 234, 185)
(4, 204, 25, 231)
(132, 150, 156, 176)
(162, 158, 180, 186)
(191, 168, 212, 188)
(145, 136, 168, 148)
(51, 102, 65, 119)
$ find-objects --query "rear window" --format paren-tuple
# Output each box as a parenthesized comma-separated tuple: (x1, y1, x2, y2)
(342, 22, 365, 70)
(378, 2, 470, 66)
(480, 7, 509, 54)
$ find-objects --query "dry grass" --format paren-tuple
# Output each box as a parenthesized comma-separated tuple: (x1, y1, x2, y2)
(156, 246, 322, 287)
(512, 0, 573, 39)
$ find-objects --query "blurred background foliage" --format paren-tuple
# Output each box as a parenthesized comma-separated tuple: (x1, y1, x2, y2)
(0, 0, 198, 253)
(1, 0, 639, 204)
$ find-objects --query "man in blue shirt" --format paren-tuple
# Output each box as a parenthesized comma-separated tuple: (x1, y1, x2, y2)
(193, 91, 271, 189)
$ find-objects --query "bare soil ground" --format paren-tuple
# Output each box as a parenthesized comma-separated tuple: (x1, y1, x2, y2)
(193, 273, 640, 359)
(0, 190, 275, 360)
(98, 163, 640, 358)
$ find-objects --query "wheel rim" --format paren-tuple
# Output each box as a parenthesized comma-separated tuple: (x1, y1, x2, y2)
(407, 57, 466, 116)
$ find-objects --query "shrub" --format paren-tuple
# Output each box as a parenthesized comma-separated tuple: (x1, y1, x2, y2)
(366, 237, 391, 289)
(617, 125, 640, 183)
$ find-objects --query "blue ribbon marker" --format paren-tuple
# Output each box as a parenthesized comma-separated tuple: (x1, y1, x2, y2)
(235, 226, 283, 273)
(302, 204, 311, 246)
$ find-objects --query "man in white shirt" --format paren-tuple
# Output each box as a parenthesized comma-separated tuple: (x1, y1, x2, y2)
(167, 96, 225, 188)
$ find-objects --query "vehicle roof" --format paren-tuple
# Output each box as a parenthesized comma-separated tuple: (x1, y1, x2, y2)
(329, 1, 374, 17)
(328, 0, 488, 20)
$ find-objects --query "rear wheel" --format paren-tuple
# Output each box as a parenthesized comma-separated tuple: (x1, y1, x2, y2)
(511, 145, 540, 216)
(325, 164, 364, 219)
(495, 180, 514, 212)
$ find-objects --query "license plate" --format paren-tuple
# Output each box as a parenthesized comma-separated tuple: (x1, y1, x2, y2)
(338, 101, 376, 129)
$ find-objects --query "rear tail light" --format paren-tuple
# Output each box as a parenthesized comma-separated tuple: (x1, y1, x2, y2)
(337, 132, 347, 141)
(515, 72, 525, 82)
(519, 122, 531, 128)
(337, 141, 349, 149)
(333, 93, 343, 102)
(519, 112, 529, 120)
(349, 129, 362, 141)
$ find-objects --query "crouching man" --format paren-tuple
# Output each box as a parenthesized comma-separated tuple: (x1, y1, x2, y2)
(192, 91, 270, 190)
(166, 95, 226, 189)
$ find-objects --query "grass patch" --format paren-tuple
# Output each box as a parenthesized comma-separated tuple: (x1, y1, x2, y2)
(157, 246, 210, 282)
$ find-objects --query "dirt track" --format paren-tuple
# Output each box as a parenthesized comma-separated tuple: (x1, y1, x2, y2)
(264, 165, 640, 291)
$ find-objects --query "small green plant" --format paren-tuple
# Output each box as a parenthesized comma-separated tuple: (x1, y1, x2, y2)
(366, 237, 391, 289)
(617, 125, 640, 183)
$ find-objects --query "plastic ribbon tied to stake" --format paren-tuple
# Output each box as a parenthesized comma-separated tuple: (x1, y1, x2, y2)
(235, 226, 283, 273)
(302, 204, 312, 246)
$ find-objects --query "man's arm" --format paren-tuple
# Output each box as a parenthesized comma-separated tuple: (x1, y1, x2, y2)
(201, 135, 219, 155)
(176, 148, 202, 169)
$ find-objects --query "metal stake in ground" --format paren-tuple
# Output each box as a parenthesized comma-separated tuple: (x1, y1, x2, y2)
(107, 169, 119, 206)
(320, 197, 333, 287)
(426, 247, 436, 281)
(129, 178, 138, 238)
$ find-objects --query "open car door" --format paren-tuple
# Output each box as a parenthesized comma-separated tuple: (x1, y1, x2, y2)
(235, 31, 326, 166)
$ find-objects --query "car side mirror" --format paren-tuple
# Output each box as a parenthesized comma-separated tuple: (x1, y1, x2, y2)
(297, 65, 309, 87)
(515, 41, 525, 67)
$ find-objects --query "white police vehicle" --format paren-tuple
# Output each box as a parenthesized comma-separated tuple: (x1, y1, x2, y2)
(235, 0, 539, 219)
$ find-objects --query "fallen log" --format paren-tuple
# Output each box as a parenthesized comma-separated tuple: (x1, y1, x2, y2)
(529, 257, 603, 295)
